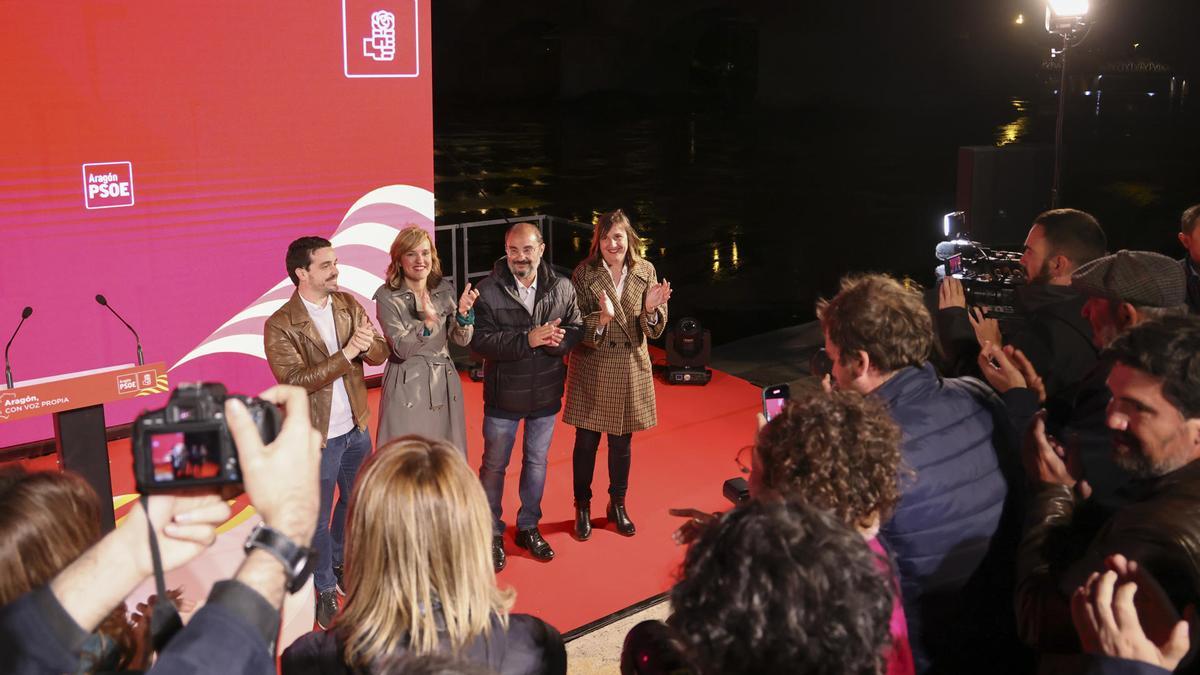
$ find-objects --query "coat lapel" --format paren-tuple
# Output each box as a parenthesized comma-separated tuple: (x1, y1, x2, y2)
(285, 292, 332, 357)
(588, 263, 631, 337)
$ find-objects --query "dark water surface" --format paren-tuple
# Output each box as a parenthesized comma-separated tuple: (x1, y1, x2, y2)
(434, 96, 1200, 345)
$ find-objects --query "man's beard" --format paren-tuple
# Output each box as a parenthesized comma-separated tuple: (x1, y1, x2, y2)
(1027, 260, 1054, 285)
(510, 261, 531, 278)
(1111, 430, 1186, 479)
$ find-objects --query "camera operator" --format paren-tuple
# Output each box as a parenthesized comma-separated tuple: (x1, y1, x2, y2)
(938, 208, 1106, 407)
(1, 385, 320, 674)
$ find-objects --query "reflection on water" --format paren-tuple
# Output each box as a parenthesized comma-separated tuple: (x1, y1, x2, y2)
(436, 97, 1200, 344)
(995, 98, 1031, 146)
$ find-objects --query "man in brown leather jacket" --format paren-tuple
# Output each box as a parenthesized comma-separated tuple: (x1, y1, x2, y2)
(1015, 316, 1200, 671)
(264, 236, 388, 629)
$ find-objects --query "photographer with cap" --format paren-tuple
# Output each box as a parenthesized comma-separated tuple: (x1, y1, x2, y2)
(0, 385, 321, 674)
(938, 209, 1106, 409)
(978, 250, 1189, 510)
(1003, 316, 1200, 671)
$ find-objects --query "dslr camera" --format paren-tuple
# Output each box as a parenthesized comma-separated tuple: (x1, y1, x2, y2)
(133, 383, 281, 493)
(935, 211, 1025, 316)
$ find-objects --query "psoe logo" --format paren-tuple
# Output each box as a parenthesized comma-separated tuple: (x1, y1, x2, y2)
(342, 0, 418, 78)
(117, 374, 139, 394)
(83, 162, 135, 210)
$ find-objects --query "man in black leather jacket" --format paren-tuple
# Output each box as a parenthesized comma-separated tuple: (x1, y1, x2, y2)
(1014, 316, 1200, 674)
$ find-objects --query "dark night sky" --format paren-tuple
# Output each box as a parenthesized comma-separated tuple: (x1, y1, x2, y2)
(430, 0, 1198, 105)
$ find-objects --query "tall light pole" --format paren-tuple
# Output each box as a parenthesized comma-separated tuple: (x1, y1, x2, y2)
(1045, 0, 1090, 208)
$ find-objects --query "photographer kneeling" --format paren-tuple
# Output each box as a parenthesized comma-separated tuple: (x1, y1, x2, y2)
(938, 208, 1106, 408)
(1, 384, 321, 674)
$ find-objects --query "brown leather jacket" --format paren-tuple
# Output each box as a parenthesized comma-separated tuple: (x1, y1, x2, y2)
(264, 290, 389, 445)
(1016, 460, 1200, 658)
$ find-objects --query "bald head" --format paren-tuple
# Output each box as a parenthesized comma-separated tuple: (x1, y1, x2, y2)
(504, 222, 545, 283)
(505, 222, 543, 245)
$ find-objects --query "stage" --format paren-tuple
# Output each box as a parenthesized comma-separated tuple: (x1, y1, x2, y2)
(18, 358, 759, 646)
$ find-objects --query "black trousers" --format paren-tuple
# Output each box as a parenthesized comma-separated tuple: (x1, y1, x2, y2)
(572, 427, 632, 501)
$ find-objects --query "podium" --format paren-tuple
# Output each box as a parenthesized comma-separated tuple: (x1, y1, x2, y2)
(1, 362, 169, 532)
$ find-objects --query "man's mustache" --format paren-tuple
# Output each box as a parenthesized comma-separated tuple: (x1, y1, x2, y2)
(1111, 429, 1140, 451)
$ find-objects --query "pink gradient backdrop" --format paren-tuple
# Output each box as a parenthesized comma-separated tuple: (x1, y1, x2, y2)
(0, 1, 433, 448)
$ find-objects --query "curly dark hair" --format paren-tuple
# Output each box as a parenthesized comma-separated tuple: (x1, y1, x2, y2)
(817, 273, 931, 373)
(668, 498, 891, 675)
(755, 390, 902, 529)
(1103, 315, 1200, 419)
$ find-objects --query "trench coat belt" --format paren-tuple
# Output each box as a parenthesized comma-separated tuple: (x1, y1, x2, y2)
(387, 354, 454, 410)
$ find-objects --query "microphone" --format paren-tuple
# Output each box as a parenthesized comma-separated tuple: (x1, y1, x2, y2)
(5, 306, 33, 389)
(95, 294, 144, 366)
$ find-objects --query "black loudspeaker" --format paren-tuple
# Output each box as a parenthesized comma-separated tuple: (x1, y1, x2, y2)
(956, 145, 1054, 246)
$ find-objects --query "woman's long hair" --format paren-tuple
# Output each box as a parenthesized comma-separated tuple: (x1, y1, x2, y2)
(385, 226, 444, 291)
(0, 468, 102, 605)
(338, 436, 515, 666)
(584, 209, 644, 270)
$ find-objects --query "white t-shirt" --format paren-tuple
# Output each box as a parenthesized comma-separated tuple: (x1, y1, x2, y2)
(300, 294, 355, 439)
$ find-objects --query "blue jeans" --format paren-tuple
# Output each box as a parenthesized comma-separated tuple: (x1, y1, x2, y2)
(313, 426, 371, 592)
(480, 413, 557, 535)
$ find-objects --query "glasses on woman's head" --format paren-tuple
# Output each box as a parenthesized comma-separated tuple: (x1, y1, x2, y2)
(735, 445, 754, 475)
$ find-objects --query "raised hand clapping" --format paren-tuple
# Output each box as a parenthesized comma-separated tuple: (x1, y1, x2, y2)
(458, 282, 480, 316)
(644, 278, 672, 313)
(597, 290, 616, 327)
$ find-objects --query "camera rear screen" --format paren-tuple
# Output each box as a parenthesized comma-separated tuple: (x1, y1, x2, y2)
(149, 430, 223, 483)
(947, 254, 963, 276)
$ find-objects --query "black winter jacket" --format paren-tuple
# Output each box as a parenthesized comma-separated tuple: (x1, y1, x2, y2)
(471, 258, 583, 419)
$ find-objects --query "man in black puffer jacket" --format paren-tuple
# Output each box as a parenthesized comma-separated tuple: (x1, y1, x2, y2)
(472, 222, 583, 572)
(819, 273, 1026, 674)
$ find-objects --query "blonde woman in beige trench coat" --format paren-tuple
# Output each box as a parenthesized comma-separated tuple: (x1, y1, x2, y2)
(374, 226, 480, 454)
(563, 209, 672, 540)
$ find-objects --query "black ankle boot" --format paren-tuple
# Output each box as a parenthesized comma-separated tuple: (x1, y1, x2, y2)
(607, 498, 636, 536)
(574, 500, 592, 541)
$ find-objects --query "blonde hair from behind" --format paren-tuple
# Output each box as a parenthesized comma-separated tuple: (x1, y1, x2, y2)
(339, 436, 515, 666)
(386, 226, 444, 291)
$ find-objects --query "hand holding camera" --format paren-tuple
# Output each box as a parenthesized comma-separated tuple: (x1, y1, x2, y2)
(226, 385, 321, 545)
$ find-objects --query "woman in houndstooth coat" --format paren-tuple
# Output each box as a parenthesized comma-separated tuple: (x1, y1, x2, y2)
(562, 209, 672, 540)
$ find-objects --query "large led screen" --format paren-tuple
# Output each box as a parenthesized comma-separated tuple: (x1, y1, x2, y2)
(1, 1, 433, 448)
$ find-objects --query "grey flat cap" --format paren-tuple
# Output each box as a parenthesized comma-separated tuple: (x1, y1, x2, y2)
(1070, 249, 1186, 308)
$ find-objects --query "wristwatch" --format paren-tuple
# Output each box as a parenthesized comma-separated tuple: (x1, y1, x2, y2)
(243, 522, 314, 594)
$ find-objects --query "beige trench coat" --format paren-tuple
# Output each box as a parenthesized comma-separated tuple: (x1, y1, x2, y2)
(562, 257, 667, 435)
(373, 279, 473, 453)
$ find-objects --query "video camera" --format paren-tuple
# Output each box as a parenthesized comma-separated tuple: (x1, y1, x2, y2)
(133, 383, 281, 493)
(935, 211, 1025, 316)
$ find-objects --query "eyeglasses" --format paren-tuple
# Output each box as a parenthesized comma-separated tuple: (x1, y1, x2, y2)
(735, 445, 754, 475)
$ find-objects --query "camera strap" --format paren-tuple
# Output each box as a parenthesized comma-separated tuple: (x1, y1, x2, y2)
(139, 494, 184, 653)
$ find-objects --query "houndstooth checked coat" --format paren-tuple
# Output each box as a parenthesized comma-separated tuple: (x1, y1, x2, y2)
(562, 256, 667, 435)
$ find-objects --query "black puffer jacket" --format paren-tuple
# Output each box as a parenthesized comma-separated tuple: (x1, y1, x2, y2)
(471, 258, 583, 419)
(937, 284, 1098, 408)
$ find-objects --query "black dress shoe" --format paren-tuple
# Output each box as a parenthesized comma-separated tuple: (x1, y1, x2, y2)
(515, 527, 555, 561)
(608, 499, 636, 536)
(574, 500, 592, 541)
(493, 535, 506, 572)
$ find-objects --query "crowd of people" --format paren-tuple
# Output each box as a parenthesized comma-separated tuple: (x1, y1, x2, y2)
(4, 203, 1200, 674)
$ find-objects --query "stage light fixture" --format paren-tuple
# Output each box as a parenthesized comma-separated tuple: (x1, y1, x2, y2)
(1044, 0, 1091, 207)
(665, 317, 712, 385)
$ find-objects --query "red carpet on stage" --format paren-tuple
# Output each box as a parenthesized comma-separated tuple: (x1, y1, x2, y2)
(17, 360, 759, 636)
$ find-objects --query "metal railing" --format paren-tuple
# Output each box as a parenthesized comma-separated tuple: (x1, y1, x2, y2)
(434, 214, 594, 290)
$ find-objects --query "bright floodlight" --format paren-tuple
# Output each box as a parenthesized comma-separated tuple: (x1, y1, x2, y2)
(1048, 0, 1089, 18)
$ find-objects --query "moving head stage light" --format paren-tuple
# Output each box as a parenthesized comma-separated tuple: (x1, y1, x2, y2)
(665, 317, 712, 385)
